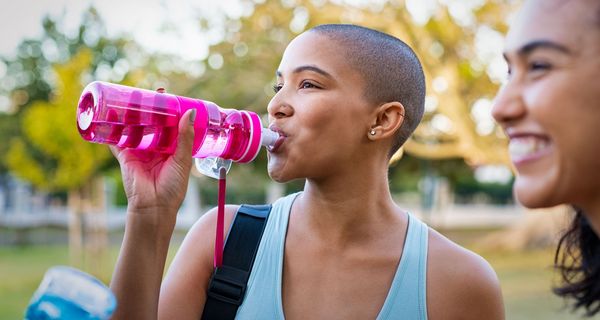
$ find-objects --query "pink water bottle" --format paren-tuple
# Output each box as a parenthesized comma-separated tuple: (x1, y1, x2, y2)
(77, 81, 281, 166)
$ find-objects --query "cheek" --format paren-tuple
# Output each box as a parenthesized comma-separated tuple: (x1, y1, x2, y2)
(525, 67, 600, 120)
(297, 105, 346, 140)
(309, 99, 367, 135)
(523, 76, 600, 200)
(526, 74, 600, 141)
(523, 80, 562, 123)
(300, 114, 362, 154)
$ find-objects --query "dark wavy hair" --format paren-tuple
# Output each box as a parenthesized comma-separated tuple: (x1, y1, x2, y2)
(554, 208, 600, 316)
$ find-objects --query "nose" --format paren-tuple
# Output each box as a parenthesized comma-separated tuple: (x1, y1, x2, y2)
(267, 92, 294, 120)
(491, 79, 526, 126)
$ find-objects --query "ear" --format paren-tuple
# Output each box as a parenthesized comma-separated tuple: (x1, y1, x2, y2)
(367, 102, 405, 141)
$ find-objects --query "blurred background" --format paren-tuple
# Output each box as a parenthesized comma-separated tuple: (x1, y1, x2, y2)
(0, 0, 590, 318)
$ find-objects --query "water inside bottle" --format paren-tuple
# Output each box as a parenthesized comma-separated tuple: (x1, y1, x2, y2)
(25, 266, 116, 320)
(78, 91, 180, 154)
(26, 295, 97, 320)
(77, 82, 279, 162)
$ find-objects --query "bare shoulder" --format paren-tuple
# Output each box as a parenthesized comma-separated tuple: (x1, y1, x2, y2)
(426, 228, 505, 320)
(158, 205, 240, 319)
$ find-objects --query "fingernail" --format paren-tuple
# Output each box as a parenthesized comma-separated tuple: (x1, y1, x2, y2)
(189, 109, 197, 125)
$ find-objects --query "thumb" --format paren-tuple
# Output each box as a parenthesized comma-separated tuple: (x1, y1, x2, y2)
(173, 108, 196, 166)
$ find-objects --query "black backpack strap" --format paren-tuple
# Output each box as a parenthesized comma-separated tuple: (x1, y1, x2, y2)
(201, 204, 272, 320)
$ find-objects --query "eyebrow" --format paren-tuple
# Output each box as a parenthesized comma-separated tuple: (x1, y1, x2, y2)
(275, 65, 333, 79)
(504, 39, 572, 60)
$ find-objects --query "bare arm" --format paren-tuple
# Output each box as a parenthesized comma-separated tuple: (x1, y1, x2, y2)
(109, 109, 196, 320)
(158, 205, 238, 319)
(427, 230, 505, 320)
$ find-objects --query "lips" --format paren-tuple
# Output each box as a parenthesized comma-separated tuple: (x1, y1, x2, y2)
(508, 135, 551, 163)
(267, 125, 287, 153)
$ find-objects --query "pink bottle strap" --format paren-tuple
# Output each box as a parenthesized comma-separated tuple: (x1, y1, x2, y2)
(214, 167, 227, 268)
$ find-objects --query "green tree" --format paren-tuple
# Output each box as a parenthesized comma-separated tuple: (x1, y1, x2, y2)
(0, 8, 154, 270)
(6, 50, 110, 191)
(0, 8, 131, 176)
(4, 50, 114, 270)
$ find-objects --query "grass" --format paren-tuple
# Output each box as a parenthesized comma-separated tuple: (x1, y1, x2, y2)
(476, 248, 586, 320)
(1, 241, 598, 319)
(0, 245, 178, 319)
(0, 246, 72, 319)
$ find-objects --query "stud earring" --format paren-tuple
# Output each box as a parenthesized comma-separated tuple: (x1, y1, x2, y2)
(369, 129, 376, 136)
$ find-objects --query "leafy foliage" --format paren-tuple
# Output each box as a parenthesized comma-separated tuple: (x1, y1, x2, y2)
(6, 50, 111, 190)
(0, 1, 518, 197)
(1, 8, 138, 191)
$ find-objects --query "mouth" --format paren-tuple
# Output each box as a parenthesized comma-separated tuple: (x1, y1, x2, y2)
(267, 125, 287, 153)
(508, 134, 552, 165)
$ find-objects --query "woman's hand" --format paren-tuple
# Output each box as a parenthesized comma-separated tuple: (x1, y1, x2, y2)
(110, 107, 196, 223)
(109, 105, 196, 320)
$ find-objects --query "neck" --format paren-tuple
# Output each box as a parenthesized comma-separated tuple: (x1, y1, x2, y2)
(578, 195, 600, 235)
(293, 158, 406, 244)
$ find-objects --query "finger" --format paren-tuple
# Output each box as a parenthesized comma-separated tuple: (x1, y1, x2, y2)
(172, 108, 196, 167)
(109, 145, 121, 159)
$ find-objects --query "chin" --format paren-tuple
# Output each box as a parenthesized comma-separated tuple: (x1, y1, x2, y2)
(268, 172, 287, 183)
(513, 176, 564, 209)
(267, 156, 297, 183)
(267, 165, 289, 183)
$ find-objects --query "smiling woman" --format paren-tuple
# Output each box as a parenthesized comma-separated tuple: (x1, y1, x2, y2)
(492, 0, 600, 316)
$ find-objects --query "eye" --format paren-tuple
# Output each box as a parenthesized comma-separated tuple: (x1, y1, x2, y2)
(528, 61, 551, 72)
(506, 65, 512, 78)
(300, 81, 319, 90)
(273, 83, 283, 93)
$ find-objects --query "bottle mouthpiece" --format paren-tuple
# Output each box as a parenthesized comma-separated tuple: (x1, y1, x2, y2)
(261, 128, 280, 148)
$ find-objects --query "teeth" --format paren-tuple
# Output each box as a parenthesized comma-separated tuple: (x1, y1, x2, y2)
(508, 137, 549, 159)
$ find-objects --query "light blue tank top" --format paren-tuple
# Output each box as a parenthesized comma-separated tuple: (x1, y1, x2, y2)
(235, 192, 429, 319)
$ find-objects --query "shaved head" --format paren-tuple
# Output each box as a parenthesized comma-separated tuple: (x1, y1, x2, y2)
(309, 24, 426, 156)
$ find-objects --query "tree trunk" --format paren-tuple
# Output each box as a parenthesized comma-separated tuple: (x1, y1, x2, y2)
(84, 177, 109, 277)
(181, 176, 202, 220)
(266, 181, 285, 204)
(67, 188, 83, 268)
(67, 177, 110, 277)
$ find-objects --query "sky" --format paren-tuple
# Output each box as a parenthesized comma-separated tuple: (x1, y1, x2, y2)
(0, 0, 504, 60)
(0, 0, 250, 61)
